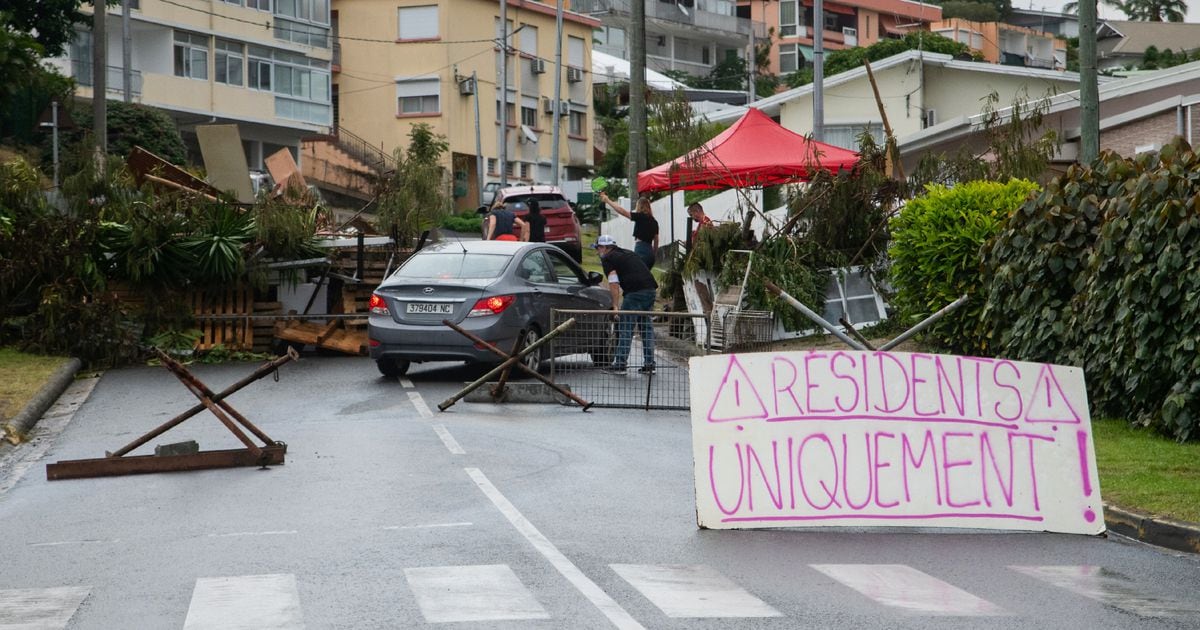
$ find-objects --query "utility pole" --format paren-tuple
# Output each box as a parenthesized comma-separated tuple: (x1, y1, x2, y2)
(627, 0, 647, 201)
(812, 0, 824, 142)
(1078, 0, 1099, 163)
(550, 0, 565, 187)
(473, 71, 484, 206)
(122, 0, 132, 103)
(498, 0, 509, 186)
(747, 26, 756, 104)
(93, 0, 108, 154)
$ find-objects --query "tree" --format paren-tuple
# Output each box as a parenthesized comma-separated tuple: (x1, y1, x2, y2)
(941, 1, 1001, 21)
(1122, 0, 1188, 21)
(375, 123, 453, 241)
(0, 1, 105, 57)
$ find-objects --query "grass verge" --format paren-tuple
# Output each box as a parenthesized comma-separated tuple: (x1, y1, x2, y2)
(1092, 418, 1200, 524)
(0, 348, 69, 423)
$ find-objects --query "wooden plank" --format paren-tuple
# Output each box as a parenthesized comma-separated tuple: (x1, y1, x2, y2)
(314, 319, 342, 344)
(46, 445, 287, 480)
(317, 329, 367, 355)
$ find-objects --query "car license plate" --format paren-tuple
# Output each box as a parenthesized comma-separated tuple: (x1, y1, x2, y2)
(406, 302, 454, 315)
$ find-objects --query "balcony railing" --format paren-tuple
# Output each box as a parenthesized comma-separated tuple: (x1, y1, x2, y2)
(71, 60, 143, 96)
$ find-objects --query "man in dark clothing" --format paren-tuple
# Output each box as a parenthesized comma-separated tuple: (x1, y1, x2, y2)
(593, 234, 657, 374)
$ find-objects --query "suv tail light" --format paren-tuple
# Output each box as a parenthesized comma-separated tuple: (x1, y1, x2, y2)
(368, 293, 389, 315)
(468, 295, 515, 317)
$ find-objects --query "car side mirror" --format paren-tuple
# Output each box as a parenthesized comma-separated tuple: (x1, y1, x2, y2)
(587, 271, 603, 286)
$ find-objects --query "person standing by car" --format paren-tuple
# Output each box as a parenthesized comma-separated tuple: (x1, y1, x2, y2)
(593, 234, 657, 374)
(485, 201, 528, 241)
(599, 192, 659, 269)
(525, 199, 546, 243)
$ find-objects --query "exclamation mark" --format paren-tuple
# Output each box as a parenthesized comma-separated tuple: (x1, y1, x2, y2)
(1077, 430, 1096, 523)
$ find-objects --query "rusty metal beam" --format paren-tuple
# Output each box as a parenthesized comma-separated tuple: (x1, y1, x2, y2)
(47, 445, 287, 480)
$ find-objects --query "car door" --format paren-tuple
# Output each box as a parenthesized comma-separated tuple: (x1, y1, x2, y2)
(545, 249, 610, 354)
(515, 249, 556, 335)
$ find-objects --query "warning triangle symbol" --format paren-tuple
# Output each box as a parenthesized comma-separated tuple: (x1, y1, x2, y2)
(1024, 364, 1082, 424)
(705, 355, 769, 423)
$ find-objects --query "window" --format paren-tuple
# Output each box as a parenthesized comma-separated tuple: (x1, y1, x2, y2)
(519, 252, 552, 283)
(567, 35, 584, 67)
(248, 0, 270, 10)
(824, 13, 838, 31)
(395, 253, 511, 280)
(519, 24, 537, 56)
(548, 251, 585, 285)
(495, 100, 515, 123)
(569, 110, 585, 136)
(780, 0, 798, 37)
(396, 78, 439, 114)
(823, 123, 884, 150)
(215, 40, 244, 86)
(820, 267, 887, 327)
(398, 5, 438, 40)
(487, 158, 497, 175)
(521, 105, 536, 127)
(275, 0, 329, 24)
(505, 161, 515, 177)
(248, 46, 272, 90)
(519, 162, 531, 179)
(779, 44, 799, 73)
(220, 0, 244, 5)
(173, 32, 208, 80)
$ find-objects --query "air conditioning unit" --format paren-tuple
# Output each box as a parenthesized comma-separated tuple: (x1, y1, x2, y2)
(531, 58, 546, 74)
(842, 27, 857, 37)
(542, 97, 556, 114)
(923, 108, 936, 128)
(566, 67, 584, 83)
(542, 98, 569, 115)
(458, 77, 476, 96)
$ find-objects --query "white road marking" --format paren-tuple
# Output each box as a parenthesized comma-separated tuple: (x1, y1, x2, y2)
(183, 574, 304, 630)
(407, 391, 433, 418)
(611, 564, 781, 618)
(28, 539, 119, 547)
(405, 564, 549, 623)
(432, 425, 465, 454)
(381, 522, 472, 531)
(0, 378, 99, 498)
(206, 531, 298, 538)
(0, 586, 90, 629)
(466, 468, 645, 630)
(812, 564, 1007, 616)
(399, 378, 415, 388)
(1010, 565, 1200, 617)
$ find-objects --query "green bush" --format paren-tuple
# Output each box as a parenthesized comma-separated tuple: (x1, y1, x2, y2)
(61, 101, 187, 166)
(441, 212, 483, 233)
(887, 179, 1038, 354)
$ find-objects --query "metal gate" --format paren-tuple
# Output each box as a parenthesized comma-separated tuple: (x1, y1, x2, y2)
(548, 308, 774, 410)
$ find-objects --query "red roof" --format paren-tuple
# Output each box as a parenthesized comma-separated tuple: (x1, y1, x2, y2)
(637, 108, 859, 193)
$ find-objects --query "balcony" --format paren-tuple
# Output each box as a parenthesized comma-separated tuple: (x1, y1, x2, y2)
(571, 0, 751, 37)
(71, 60, 143, 96)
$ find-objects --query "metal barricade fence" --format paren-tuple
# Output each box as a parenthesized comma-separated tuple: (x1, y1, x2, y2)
(548, 309, 775, 410)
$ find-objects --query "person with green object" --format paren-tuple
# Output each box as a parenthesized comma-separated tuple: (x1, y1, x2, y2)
(598, 192, 659, 269)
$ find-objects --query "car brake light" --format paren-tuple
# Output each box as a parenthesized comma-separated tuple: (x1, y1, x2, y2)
(369, 293, 389, 315)
(468, 295, 515, 317)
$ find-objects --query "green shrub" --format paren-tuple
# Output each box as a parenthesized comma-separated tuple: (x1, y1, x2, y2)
(61, 101, 187, 166)
(887, 179, 1039, 354)
(441, 212, 482, 233)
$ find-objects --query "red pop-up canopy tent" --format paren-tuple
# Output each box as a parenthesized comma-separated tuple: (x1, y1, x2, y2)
(637, 108, 859, 193)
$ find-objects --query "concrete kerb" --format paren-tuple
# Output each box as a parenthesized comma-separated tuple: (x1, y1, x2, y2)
(1104, 503, 1200, 554)
(2, 357, 82, 446)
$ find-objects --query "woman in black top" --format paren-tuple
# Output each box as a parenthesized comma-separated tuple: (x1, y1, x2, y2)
(599, 192, 659, 269)
(526, 199, 546, 243)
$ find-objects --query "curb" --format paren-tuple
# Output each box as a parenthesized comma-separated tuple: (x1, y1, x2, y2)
(1104, 503, 1200, 554)
(2, 358, 82, 444)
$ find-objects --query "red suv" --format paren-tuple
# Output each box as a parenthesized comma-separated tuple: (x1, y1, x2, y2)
(479, 185, 584, 261)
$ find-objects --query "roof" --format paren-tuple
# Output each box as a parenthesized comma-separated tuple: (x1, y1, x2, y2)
(1097, 20, 1200, 58)
(899, 59, 1200, 152)
(592, 50, 690, 91)
(698, 50, 1085, 124)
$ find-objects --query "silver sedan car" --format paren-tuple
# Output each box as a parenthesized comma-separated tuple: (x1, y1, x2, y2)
(368, 240, 612, 377)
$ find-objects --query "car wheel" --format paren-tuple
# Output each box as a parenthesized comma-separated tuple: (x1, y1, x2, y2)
(518, 327, 545, 374)
(377, 358, 410, 378)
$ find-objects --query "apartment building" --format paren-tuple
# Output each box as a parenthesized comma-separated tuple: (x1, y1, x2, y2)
(52, 0, 335, 169)
(332, 0, 599, 209)
(741, 0, 942, 77)
(931, 18, 1066, 70)
(570, 0, 754, 80)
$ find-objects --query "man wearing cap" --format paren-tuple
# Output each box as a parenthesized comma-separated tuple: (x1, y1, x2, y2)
(592, 235, 657, 374)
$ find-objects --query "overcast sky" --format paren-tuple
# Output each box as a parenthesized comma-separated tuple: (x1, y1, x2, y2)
(1018, 0, 1200, 23)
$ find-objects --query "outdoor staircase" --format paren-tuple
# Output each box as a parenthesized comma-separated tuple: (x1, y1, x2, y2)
(301, 127, 396, 202)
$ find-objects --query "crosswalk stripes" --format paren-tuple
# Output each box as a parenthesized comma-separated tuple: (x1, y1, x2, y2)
(610, 564, 781, 618)
(1010, 565, 1200, 618)
(5, 563, 1199, 626)
(812, 564, 1008, 616)
(0, 586, 89, 630)
(182, 574, 304, 630)
(404, 564, 550, 623)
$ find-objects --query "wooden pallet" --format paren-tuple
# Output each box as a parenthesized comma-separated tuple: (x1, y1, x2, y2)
(273, 319, 367, 355)
(189, 287, 254, 351)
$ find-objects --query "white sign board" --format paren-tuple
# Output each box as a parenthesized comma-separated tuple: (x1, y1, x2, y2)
(690, 351, 1104, 534)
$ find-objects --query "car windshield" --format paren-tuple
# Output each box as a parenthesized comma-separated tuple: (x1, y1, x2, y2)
(394, 253, 511, 280)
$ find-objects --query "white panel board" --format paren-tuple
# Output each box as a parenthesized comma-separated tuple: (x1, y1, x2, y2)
(689, 351, 1103, 534)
